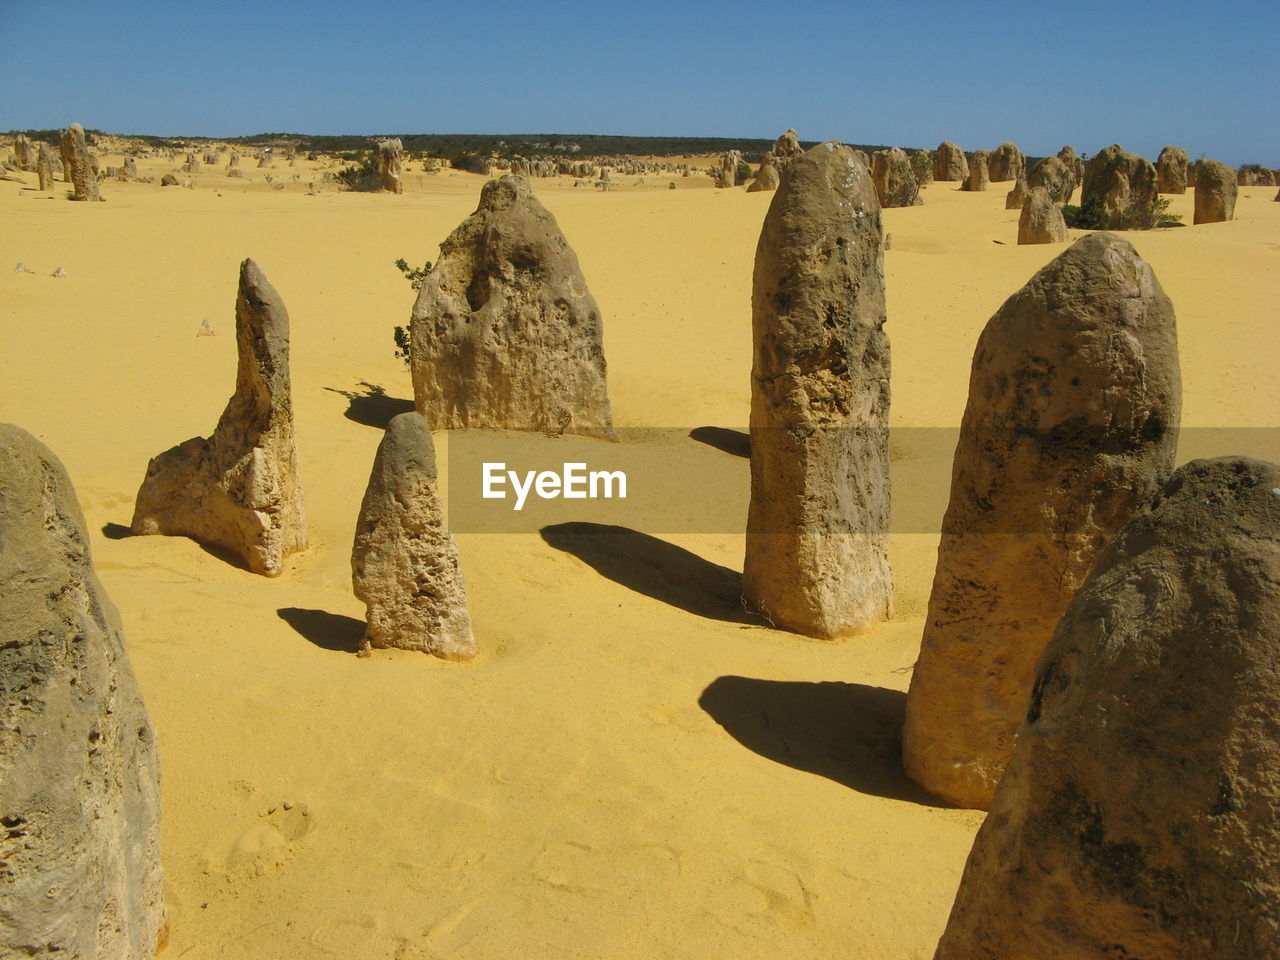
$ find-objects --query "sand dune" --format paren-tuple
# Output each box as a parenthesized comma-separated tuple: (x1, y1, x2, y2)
(1, 150, 1277, 958)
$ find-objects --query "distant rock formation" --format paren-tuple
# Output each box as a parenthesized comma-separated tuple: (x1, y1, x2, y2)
(1017, 187, 1067, 243)
(409, 175, 615, 438)
(1080, 144, 1160, 229)
(1155, 145, 1188, 194)
(132, 259, 307, 576)
(1004, 172, 1028, 209)
(870, 147, 922, 207)
(352, 412, 475, 660)
(910, 150, 934, 186)
(13, 132, 35, 170)
(934, 141, 968, 181)
(962, 151, 989, 191)
(36, 142, 54, 191)
(160, 173, 179, 186)
(60, 123, 101, 201)
(747, 161, 780, 192)
(1026, 154, 1075, 204)
(0, 424, 164, 959)
(1236, 165, 1275, 186)
(748, 129, 804, 193)
(378, 138, 404, 194)
(1057, 144, 1084, 200)
(1193, 159, 1238, 223)
(744, 142, 892, 639)
(934, 456, 1280, 960)
(122, 156, 138, 180)
(717, 149, 742, 188)
(903, 232, 1181, 809)
(987, 141, 1024, 182)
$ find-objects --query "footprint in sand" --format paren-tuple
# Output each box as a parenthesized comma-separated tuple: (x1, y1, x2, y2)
(532, 840, 681, 895)
(218, 802, 314, 880)
(709, 859, 815, 934)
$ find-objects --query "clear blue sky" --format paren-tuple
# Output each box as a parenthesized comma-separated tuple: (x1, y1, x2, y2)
(2, 0, 1276, 165)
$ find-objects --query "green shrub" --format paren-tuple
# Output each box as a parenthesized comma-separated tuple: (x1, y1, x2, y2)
(1061, 193, 1179, 230)
(1061, 195, 1104, 230)
(333, 152, 379, 191)
(392, 258, 433, 365)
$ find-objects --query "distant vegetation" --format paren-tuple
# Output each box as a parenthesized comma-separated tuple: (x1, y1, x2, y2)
(4, 128, 901, 165)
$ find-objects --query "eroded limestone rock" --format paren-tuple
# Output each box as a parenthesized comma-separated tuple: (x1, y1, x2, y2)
(934, 141, 969, 181)
(409, 175, 614, 438)
(1156, 144, 1188, 194)
(934, 456, 1280, 960)
(1080, 144, 1160, 229)
(352, 412, 474, 660)
(962, 151, 989, 191)
(1017, 187, 1067, 244)
(743, 142, 892, 639)
(871, 147, 922, 207)
(36, 142, 54, 191)
(60, 123, 101, 201)
(378, 138, 403, 194)
(903, 232, 1181, 809)
(131, 259, 306, 575)
(1027, 154, 1075, 204)
(987, 141, 1024, 182)
(0, 424, 164, 959)
(1193, 158, 1237, 224)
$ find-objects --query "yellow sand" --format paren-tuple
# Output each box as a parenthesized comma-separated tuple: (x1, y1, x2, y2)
(1, 152, 1277, 960)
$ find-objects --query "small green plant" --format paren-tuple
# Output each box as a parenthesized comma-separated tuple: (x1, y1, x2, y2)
(392, 258, 432, 365)
(333, 152, 379, 191)
(1153, 195, 1182, 226)
(394, 257, 433, 290)
(1061, 195, 1104, 230)
(735, 161, 752, 186)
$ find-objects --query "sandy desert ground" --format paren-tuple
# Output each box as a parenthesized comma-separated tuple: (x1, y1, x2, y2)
(2, 149, 1277, 958)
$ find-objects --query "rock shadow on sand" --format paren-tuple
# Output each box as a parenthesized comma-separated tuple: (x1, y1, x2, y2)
(277, 607, 364, 653)
(325, 382, 415, 429)
(689, 426, 750, 458)
(699, 676, 945, 807)
(540, 522, 763, 624)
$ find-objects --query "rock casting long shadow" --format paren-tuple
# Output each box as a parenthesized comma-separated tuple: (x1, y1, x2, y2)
(699, 676, 946, 806)
(277, 607, 364, 653)
(540, 522, 763, 624)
